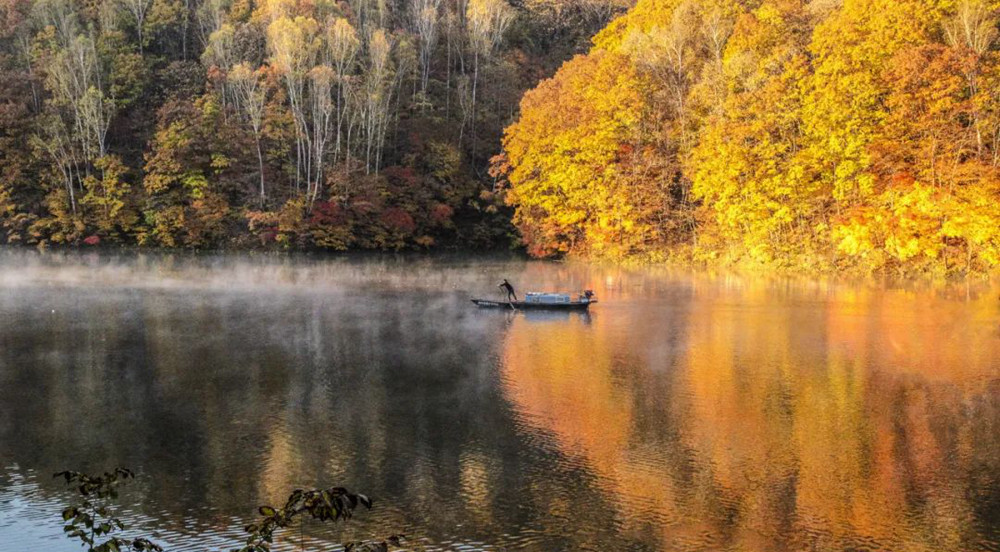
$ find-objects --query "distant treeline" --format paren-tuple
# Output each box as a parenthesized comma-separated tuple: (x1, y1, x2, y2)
(0, 0, 626, 250)
(497, 0, 1000, 275)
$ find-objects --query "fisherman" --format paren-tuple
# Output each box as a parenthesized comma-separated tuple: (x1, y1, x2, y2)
(498, 278, 518, 302)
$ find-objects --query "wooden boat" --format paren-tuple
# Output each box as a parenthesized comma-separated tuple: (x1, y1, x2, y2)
(471, 298, 595, 310)
(471, 291, 596, 311)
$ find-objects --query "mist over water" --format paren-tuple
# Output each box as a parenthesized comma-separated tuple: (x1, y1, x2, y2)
(0, 249, 998, 551)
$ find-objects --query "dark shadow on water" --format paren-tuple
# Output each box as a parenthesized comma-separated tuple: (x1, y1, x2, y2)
(0, 249, 998, 552)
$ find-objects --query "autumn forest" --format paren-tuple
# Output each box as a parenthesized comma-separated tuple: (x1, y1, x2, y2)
(2, 0, 1000, 275)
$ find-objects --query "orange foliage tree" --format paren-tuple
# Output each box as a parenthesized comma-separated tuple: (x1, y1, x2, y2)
(501, 0, 1000, 274)
(499, 42, 687, 259)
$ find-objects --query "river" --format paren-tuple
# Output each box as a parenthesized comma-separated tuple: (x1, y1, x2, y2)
(0, 250, 998, 551)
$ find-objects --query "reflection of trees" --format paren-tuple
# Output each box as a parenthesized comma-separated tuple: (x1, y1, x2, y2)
(500, 274, 1000, 551)
(501, 283, 698, 548)
(2, 254, 998, 551)
(0, 256, 644, 550)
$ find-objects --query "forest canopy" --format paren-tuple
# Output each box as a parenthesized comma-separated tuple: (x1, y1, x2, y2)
(0, 0, 626, 250)
(3, 0, 1000, 275)
(496, 0, 1000, 275)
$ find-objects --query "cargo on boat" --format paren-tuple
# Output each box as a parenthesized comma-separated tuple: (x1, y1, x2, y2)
(471, 290, 596, 310)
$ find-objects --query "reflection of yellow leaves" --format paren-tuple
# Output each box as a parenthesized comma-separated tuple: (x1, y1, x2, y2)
(501, 271, 998, 550)
(459, 450, 494, 524)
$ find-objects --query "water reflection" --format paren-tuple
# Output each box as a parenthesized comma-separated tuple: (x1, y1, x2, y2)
(0, 250, 997, 551)
(501, 273, 1000, 551)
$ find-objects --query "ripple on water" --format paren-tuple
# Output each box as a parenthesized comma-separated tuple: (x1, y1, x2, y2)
(2, 254, 1000, 552)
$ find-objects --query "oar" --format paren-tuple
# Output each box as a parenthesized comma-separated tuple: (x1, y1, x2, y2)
(501, 290, 515, 310)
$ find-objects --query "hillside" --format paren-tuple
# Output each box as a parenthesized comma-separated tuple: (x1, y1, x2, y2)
(0, 0, 626, 249)
(498, 0, 1000, 275)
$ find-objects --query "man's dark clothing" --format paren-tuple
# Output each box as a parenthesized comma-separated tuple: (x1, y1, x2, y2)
(499, 280, 518, 302)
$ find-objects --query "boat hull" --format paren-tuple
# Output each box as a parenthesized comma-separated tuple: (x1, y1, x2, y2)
(471, 299, 594, 311)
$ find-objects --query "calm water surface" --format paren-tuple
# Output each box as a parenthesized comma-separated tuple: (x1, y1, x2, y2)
(0, 250, 998, 552)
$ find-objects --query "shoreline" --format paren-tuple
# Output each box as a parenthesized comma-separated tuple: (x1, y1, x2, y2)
(2, 244, 996, 295)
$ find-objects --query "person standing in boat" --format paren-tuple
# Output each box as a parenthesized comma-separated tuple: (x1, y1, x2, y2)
(499, 279, 518, 302)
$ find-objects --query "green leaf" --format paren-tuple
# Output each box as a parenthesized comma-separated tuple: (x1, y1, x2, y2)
(258, 506, 276, 517)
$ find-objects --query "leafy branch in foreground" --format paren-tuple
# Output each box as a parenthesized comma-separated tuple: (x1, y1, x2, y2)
(55, 468, 163, 552)
(57, 469, 405, 552)
(234, 487, 405, 552)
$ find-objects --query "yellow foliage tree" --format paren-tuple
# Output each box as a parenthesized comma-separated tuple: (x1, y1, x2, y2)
(689, 0, 817, 264)
(798, 0, 944, 205)
(81, 155, 141, 239)
(500, 50, 670, 258)
(501, 0, 1000, 274)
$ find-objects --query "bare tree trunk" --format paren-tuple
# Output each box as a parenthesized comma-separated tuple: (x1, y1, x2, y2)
(256, 137, 265, 206)
(470, 50, 478, 155)
(182, 0, 190, 59)
(445, 35, 451, 117)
